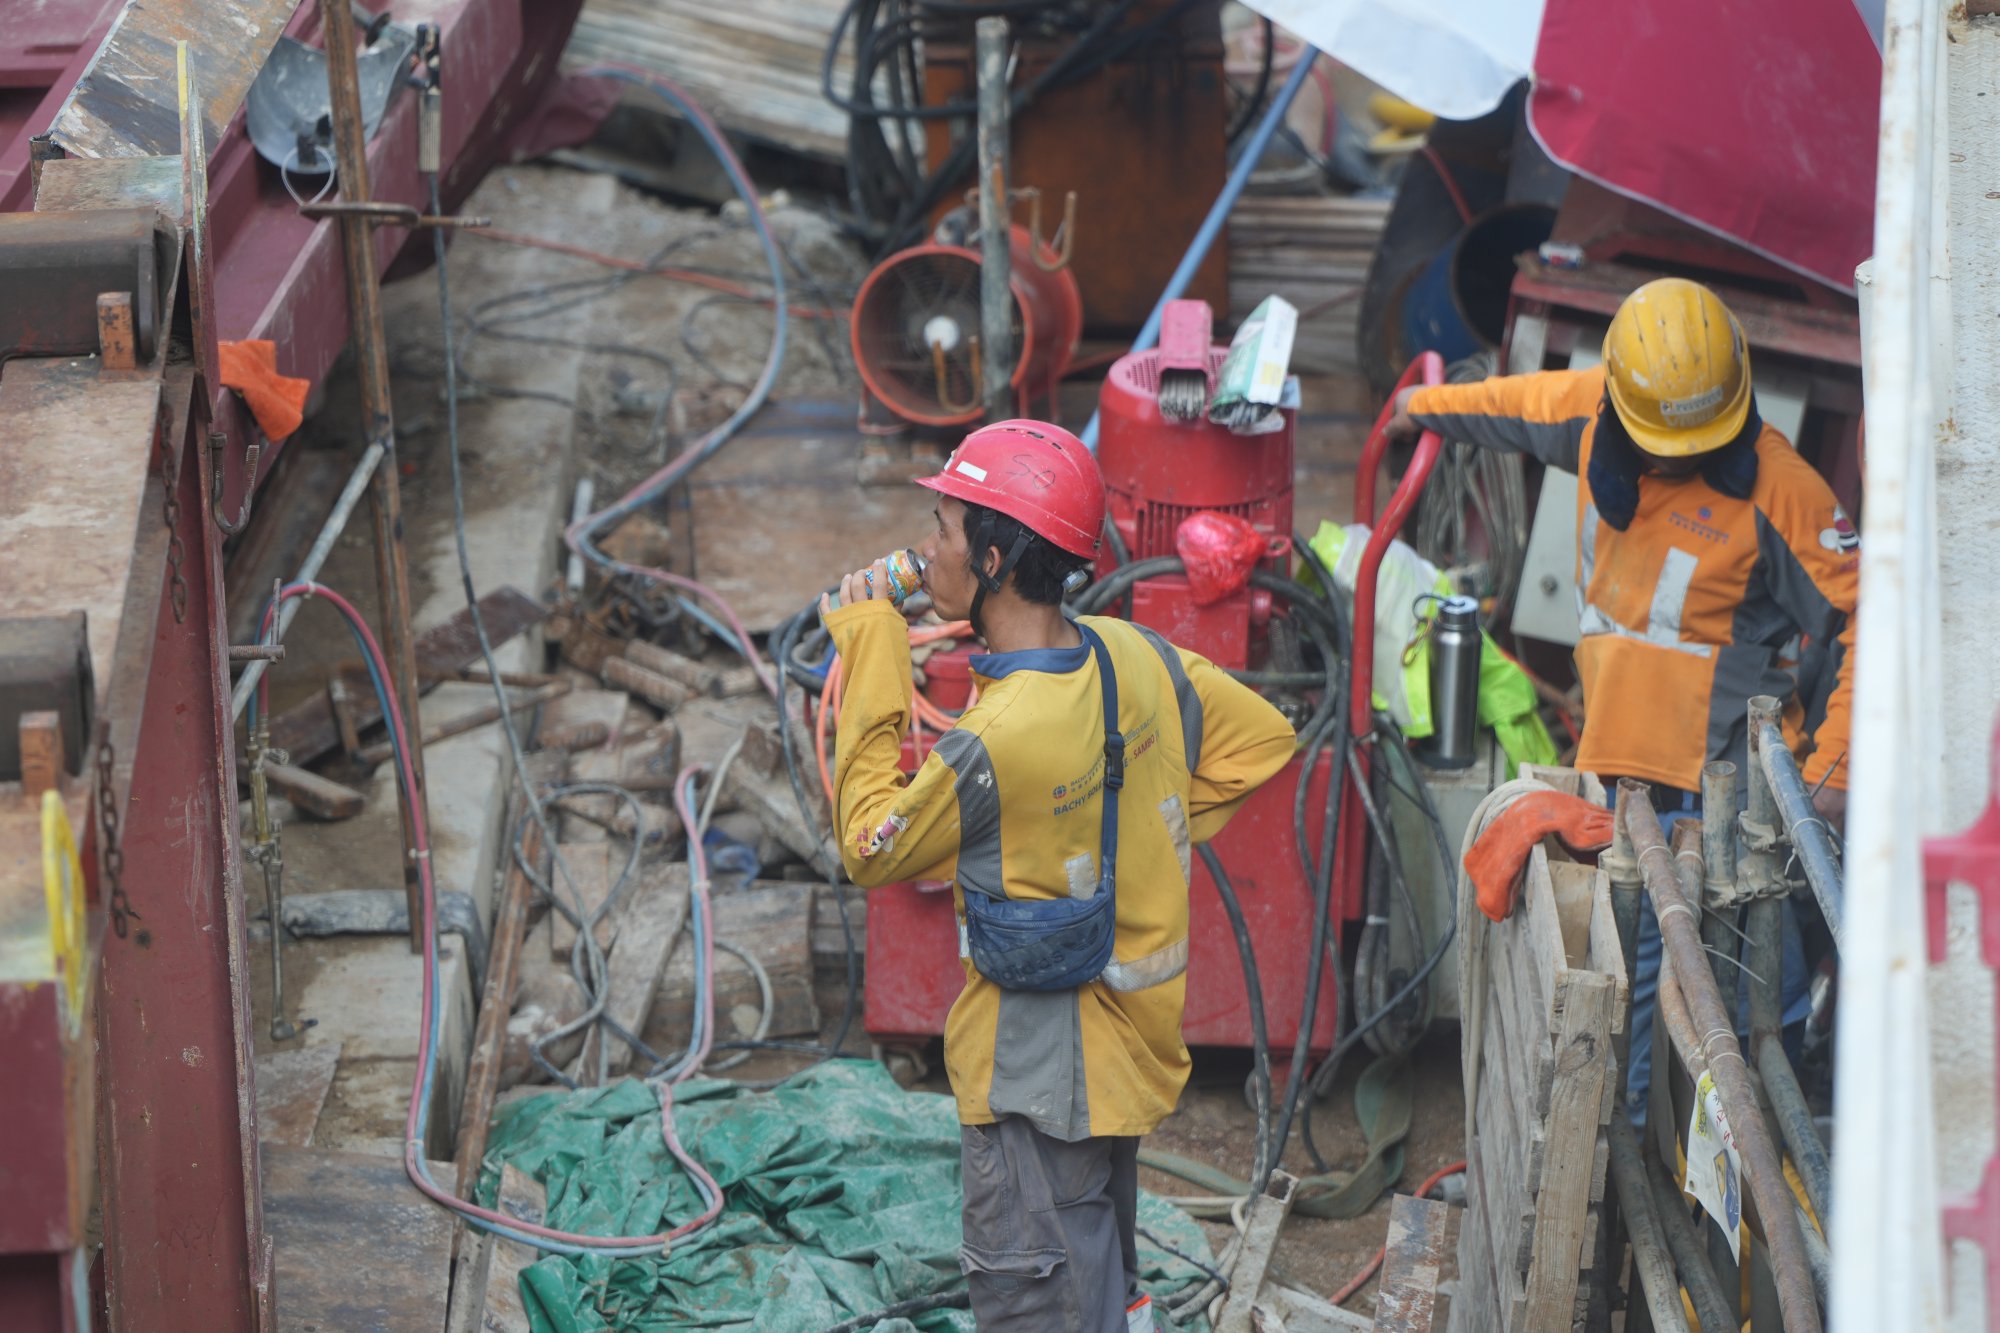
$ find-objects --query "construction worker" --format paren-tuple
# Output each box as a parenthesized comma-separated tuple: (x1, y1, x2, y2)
(1385, 276, 1855, 1122)
(821, 420, 1295, 1332)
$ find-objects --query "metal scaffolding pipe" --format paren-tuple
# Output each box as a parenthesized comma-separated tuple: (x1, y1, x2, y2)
(1760, 1030, 1833, 1226)
(1700, 761, 1738, 895)
(1608, 1117, 1693, 1333)
(1621, 782, 1824, 1333)
(1644, 1141, 1739, 1333)
(975, 17, 1014, 418)
(229, 440, 386, 719)
(1603, 794, 1645, 1069)
(1756, 717, 1846, 948)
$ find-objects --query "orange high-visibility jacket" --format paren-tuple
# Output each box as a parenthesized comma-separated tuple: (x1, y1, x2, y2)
(1409, 367, 1856, 792)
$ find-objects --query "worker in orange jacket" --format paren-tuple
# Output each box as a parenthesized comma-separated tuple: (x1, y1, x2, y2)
(1386, 277, 1854, 1123)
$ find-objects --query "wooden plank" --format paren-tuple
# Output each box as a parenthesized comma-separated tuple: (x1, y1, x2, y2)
(1520, 846, 1576, 1041)
(577, 863, 691, 1078)
(263, 759, 366, 820)
(549, 842, 616, 960)
(479, 1165, 548, 1333)
(264, 1146, 456, 1333)
(455, 751, 569, 1197)
(1486, 896, 1555, 1124)
(568, 0, 853, 156)
(1375, 1194, 1451, 1331)
(255, 1045, 341, 1148)
(1519, 974, 1616, 1330)
(652, 882, 820, 1041)
(1547, 858, 1595, 971)
(1583, 864, 1630, 1030)
(1476, 985, 1536, 1282)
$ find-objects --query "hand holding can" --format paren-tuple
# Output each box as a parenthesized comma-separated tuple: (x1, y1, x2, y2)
(822, 548, 926, 615)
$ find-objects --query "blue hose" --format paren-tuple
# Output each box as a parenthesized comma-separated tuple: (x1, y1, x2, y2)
(1080, 44, 1323, 453)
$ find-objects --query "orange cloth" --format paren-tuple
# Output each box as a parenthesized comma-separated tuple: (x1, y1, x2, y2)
(218, 339, 310, 441)
(1464, 791, 1616, 922)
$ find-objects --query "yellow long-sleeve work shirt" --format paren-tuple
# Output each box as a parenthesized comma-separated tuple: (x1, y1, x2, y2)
(824, 600, 1294, 1141)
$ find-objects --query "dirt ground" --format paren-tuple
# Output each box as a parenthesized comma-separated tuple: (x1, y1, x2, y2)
(238, 159, 1464, 1323)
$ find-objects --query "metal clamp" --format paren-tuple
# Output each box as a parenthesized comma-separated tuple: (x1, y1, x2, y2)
(210, 429, 263, 537)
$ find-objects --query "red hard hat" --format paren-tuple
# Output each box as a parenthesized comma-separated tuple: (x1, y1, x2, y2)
(915, 419, 1105, 558)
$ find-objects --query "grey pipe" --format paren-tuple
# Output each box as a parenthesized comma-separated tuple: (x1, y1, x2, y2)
(1755, 716, 1845, 948)
(1608, 1117, 1693, 1333)
(1622, 782, 1824, 1333)
(1758, 1031, 1832, 1225)
(230, 439, 387, 719)
(975, 18, 1014, 417)
(1603, 799, 1645, 1071)
(1644, 1140, 1739, 1333)
(1700, 762, 1738, 895)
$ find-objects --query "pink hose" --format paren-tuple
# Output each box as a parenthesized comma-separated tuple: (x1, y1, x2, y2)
(270, 582, 724, 1249)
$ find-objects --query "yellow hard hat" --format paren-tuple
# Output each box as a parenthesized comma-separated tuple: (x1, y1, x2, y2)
(1602, 278, 1752, 457)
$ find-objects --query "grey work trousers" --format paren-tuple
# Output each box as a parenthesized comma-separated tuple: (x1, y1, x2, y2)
(959, 1116, 1144, 1332)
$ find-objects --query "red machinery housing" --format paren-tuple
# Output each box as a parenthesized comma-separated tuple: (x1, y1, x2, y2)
(864, 323, 1346, 1058)
(1097, 344, 1293, 671)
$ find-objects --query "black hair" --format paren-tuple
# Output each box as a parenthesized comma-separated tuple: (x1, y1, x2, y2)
(1588, 392, 1761, 531)
(959, 500, 1091, 606)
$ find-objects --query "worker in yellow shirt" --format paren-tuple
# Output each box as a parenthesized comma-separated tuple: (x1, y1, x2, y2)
(1386, 277, 1854, 1124)
(821, 420, 1294, 1332)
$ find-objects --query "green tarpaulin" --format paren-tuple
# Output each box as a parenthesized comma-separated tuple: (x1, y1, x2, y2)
(479, 1061, 1220, 1331)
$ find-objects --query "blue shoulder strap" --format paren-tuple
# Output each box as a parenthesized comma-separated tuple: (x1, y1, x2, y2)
(1077, 622, 1122, 895)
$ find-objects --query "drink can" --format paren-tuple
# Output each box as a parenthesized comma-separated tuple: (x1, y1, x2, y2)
(831, 548, 926, 609)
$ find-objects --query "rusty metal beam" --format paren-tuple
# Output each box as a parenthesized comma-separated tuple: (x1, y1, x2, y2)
(47, 0, 299, 161)
(95, 396, 270, 1329)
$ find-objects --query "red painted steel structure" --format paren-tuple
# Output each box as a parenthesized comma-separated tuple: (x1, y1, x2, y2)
(0, 2, 582, 1327)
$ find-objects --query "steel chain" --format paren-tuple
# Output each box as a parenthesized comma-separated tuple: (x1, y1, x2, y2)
(160, 432, 188, 623)
(95, 739, 139, 939)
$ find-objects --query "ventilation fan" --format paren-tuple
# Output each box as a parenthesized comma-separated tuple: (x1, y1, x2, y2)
(850, 225, 1081, 428)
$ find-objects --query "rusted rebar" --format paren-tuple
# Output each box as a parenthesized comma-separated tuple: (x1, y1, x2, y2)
(323, 0, 431, 950)
(1621, 781, 1823, 1333)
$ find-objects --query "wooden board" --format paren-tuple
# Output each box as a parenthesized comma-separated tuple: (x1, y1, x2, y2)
(1375, 1193, 1451, 1331)
(682, 401, 939, 632)
(479, 1165, 548, 1333)
(1520, 973, 1616, 1330)
(577, 862, 691, 1077)
(264, 1145, 456, 1333)
(652, 882, 819, 1041)
(256, 1045, 341, 1148)
(1456, 765, 1623, 1332)
(568, 0, 853, 157)
(455, 751, 569, 1197)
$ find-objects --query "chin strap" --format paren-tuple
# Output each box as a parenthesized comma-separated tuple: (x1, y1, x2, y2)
(967, 511, 1035, 640)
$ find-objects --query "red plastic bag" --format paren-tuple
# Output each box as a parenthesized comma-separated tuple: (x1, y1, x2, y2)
(1176, 511, 1268, 606)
